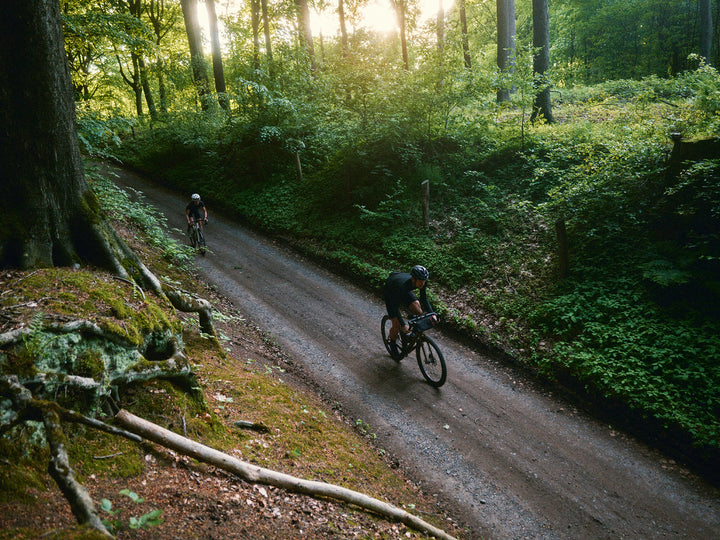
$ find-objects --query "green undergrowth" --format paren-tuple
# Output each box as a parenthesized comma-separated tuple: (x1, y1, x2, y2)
(115, 75, 720, 477)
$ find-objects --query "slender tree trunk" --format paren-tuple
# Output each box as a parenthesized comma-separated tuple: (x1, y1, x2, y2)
(530, 0, 553, 123)
(205, 0, 229, 110)
(180, 0, 211, 110)
(496, 0, 515, 102)
(251, 0, 261, 71)
(459, 0, 471, 68)
(392, 0, 410, 70)
(338, 0, 349, 57)
(437, 0, 444, 55)
(295, 0, 316, 72)
(138, 56, 158, 120)
(700, 0, 713, 64)
(260, 0, 274, 77)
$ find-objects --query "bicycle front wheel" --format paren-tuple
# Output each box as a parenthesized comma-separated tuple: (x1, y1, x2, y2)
(416, 335, 446, 387)
(189, 227, 198, 249)
(197, 228, 206, 255)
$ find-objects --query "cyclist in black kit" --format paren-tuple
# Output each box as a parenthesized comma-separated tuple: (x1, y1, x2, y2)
(383, 265, 437, 357)
(186, 193, 208, 233)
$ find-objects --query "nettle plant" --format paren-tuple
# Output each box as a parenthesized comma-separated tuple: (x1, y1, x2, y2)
(100, 489, 164, 533)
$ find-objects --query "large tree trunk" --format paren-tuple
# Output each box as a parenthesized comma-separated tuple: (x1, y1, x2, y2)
(0, 1, 122, 270)
(700, 0, 713, 64)
(205, 0, 230, 110)
(496, 0, 515, 102)
(180, 0, 212, 110)
(530, 0, 553, 123)
(458, 0, 471, 68)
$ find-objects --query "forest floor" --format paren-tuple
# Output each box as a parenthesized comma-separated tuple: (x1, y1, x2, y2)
(0, 220, 464, 539)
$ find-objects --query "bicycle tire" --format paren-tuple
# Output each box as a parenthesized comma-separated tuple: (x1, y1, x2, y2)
(416, 335, 446, 387)
(197, 228, 206, 255)
(189, 226, 198, 249)
(381, 315, 403, 360)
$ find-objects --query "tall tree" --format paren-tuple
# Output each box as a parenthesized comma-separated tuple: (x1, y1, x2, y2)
(250, 0, 261, 70)
(458, 0, 471, 68)
(0, 0, 141, 275)
(530, 0, 553, 123)
(496, 0, 515, 102)
(260, 0, 275, 77)
(391, 0, 410, 70)
(295, 0, 317, 71)
(338, 0, 349, 57)
(146, 0, 179, 115)
(205, 0, 230, 110)
(437, 0, 445, 54)
(180, 0, 212, 109)
(700, 0, 713, 64)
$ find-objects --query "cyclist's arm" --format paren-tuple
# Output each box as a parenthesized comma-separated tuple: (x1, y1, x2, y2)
(419, 287, 433, 314)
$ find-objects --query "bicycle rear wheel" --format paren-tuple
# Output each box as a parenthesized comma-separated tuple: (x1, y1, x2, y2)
(381, 315, 402, 360)
(416, 335, 446, 387)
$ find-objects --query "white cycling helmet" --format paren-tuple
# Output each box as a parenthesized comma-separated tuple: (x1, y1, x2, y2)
(191, 193, 201, 200)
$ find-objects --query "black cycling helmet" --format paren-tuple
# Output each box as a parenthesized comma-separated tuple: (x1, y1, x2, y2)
(411, 265, 430, 281)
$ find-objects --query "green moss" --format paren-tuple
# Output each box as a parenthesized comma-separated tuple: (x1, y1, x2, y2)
(74, 348, 105, 380)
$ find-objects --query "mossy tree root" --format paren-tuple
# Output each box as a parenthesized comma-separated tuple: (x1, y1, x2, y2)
(0, 375, 113, 538)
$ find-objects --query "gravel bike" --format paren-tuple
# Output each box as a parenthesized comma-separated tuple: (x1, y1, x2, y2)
(188, 218, 207, 255)
(381, 312, 446, 387)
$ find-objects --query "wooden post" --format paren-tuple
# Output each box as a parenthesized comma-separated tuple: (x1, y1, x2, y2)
(294, 151, 303, 182)
(421, 180, 430, 227)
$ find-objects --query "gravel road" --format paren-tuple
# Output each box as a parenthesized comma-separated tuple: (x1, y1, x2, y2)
(114, 167, 720, 539)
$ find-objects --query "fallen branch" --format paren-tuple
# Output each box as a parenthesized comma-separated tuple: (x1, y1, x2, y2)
(115, 409, 457, 540)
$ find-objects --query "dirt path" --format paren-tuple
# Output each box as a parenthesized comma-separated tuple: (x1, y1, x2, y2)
(114, 168, 720, 539)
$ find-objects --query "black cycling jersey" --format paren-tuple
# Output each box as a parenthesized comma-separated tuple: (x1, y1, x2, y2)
(186, 200, 205, 219)
(383, 272, 432, 325)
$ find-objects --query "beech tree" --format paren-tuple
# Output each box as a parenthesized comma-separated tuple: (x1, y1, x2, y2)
(0, 1, 131, 271)
(496, 0, 515, 102)
(458, 0, 471, 68)
(180, 0, 212, 109)
(530, 0, 553, 123)
(206, 0, 230, 109)
(700, 0, 713, 64)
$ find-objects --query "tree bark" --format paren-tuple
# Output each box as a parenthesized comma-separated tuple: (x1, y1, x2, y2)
(496, 0, 515, 102)
(0, 0, 127, 271)
(391, 0, 410, 70)
(530, 0, 553, 123)
(437, 0, 445, 55)
(700, 0, 713, 64)
(251, 0, 261, 71)
(295, 0, 317, 72)
(260, 0, 274, 77)
(338, 0, 349, 57)
(205, 0, 230, 110)
(115, 409, 458, 540)
(458, 0, 471, 68)
(180, 0, 212, 110)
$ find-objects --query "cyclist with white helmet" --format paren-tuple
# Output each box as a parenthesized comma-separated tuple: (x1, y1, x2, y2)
(383, 265, 437, 358)
(186, 193, 208, 233)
